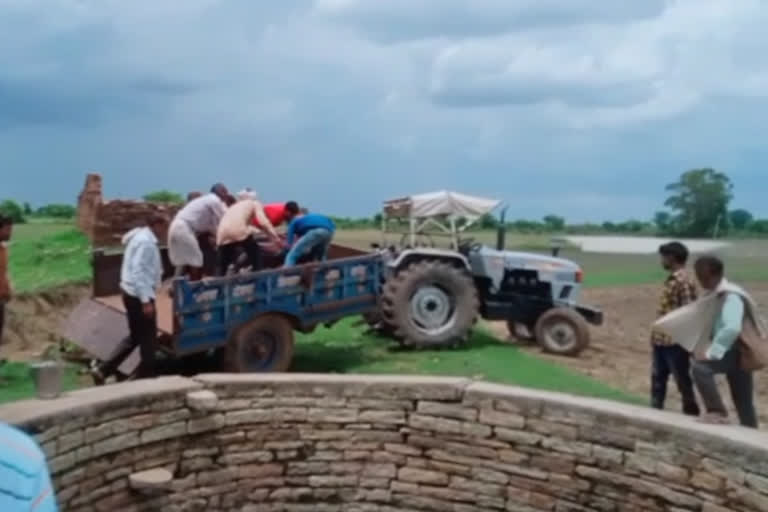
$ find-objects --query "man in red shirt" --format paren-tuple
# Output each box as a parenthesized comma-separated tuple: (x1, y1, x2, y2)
(252, 201, 300, 231)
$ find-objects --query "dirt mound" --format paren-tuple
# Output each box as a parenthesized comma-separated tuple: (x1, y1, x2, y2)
(491, 282, 768, 428)
(1, 285, 88, 360)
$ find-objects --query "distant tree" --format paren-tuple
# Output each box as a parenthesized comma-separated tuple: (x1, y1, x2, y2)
(602, 221, 616, 232)
(23, 202, 32, 215)
(143, 190, 184, 204)
(478, 213, 499, 230)
(616, 220, 648, 233)
(510, 219, 544, 233)
(664, 168, 733, 237)
(653, 211, 672, 234)
(37, 204, 76, 218)
(729, 209, 753, 231)
(543, 215, 565, 231)
(0, 200, 25, 223)
(750, 219, 768, 234)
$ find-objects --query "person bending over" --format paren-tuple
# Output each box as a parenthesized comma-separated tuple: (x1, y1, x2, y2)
(217, 196, 281, 274)
(283, 205, 335, 267)
(168, 183, 228, 280)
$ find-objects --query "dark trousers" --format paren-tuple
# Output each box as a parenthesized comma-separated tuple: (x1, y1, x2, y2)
(692, 346, 758, 428)
(0, 302, 5, 358)
(218, 237, 262, 275)
(651, 344, 700, 416)
(100, 293, 157, 379)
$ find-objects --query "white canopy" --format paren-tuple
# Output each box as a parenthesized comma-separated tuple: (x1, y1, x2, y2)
(383, 190, 500, 221)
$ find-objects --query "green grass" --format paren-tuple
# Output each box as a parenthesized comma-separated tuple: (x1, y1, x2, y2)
(293, 318, 643, 405)
(9, 220, 91, 293)
(0, 361, 82, 404)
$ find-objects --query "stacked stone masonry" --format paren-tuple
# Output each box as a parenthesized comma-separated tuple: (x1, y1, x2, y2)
(76, 173, 182, 247)
(1, 374, 768, 512)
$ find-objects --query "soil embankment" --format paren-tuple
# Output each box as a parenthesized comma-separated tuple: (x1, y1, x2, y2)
(1, 285, 88, 360)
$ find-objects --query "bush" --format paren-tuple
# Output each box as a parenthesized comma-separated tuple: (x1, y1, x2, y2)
(36, 204, 76, 218)
(0, 200, 25, 223)
(144, 190, 184, 204)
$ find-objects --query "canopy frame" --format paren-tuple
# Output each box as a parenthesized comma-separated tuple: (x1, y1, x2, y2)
(381, 190, 501, 249)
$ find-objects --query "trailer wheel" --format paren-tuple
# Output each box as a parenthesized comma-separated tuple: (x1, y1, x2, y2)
(381, 260, 478, 348)
(534, 307, 590, 356)
(225, 313, 295, 372)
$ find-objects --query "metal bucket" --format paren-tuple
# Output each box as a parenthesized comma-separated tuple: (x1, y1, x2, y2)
(30, 361, 65, 399)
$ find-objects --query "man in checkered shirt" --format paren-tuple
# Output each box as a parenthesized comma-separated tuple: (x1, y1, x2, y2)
(650, 242, 700, 416)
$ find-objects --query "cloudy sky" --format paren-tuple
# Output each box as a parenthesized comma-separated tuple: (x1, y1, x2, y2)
(1, 0, 767, 221)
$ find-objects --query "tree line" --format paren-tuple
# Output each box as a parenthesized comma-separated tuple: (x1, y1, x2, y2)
(0, 168, 760, 237)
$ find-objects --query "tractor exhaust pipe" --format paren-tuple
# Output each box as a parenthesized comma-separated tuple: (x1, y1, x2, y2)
(496, 207, 508, 251)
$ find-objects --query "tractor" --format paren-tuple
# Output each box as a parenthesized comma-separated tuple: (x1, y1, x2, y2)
(365, 191, 603, 356)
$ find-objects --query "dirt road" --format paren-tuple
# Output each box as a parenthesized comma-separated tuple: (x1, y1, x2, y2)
(490, 283, 768, 428)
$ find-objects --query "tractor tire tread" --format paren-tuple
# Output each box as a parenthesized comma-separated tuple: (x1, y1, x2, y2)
(380, 260, 478, 348)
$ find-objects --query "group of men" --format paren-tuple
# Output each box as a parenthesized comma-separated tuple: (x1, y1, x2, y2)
(90, 184, 336, 383)
(168, 183, 336, 279)
(651, 242, 761, 428)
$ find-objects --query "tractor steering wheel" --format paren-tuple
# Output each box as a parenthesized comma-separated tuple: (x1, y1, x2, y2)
(458, 237, 480, 253)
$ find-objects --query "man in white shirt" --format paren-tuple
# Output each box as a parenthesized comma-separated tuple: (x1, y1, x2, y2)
(168, 183, 229, 280)
(91, 214, 167, 384)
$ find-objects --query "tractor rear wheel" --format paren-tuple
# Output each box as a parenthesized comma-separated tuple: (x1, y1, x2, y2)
(533, 307, 590, 356)
(224, 313, 295, 372)
(381, 260, 478, 348)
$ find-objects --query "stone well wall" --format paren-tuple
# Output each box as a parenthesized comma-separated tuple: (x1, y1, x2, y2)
(1, 374, 768, 512)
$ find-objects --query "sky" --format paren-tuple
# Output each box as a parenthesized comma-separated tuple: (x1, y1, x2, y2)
(1, 0, 768, 222)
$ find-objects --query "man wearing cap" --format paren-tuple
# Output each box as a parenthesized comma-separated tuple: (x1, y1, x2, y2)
(168, 183, 229, 281)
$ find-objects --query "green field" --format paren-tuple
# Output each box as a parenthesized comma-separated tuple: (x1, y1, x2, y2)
(4, 219, 768, 405)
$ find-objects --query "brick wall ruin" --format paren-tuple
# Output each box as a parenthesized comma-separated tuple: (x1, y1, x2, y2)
(1, 374, 768, 512)
(76, 173, 183, 248)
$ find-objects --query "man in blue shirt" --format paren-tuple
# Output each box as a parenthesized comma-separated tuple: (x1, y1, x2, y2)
(283, 205, 335, 267)
(691, 255, 758, 428)
(0, 422, 58, 511)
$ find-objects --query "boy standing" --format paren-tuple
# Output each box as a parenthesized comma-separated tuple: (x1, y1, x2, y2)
(650, 242, 700, 416)
(0, 215, 13, 366)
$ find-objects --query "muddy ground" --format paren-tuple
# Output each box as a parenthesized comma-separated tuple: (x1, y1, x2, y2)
(490, 283, 768, 428)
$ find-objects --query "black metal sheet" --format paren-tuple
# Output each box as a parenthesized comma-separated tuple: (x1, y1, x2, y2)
(61, 298, 139, 376)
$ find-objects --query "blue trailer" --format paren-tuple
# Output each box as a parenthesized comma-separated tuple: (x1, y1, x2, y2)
(63, 244, 382, 376)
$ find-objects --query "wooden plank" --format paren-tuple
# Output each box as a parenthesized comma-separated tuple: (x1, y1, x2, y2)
(94, 284, 175, 335)
(61, 299, 139, 376)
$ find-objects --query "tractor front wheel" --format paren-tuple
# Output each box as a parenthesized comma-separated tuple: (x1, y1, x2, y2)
(534, 308, 590, 356)
(224, 313, 295, 372)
